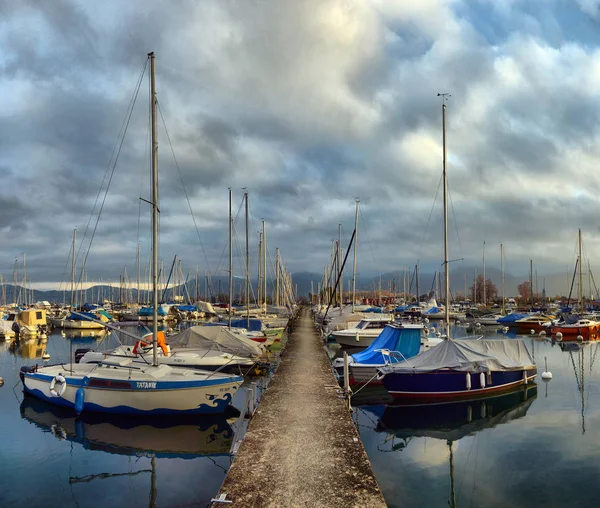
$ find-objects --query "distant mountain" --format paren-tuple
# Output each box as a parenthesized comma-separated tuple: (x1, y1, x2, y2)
(0, 267, 585, 305)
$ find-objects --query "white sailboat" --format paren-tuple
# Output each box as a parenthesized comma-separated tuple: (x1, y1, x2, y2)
(20, 52, 243, 415)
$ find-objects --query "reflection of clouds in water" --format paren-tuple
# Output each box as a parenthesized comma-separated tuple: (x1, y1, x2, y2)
(403, 437, 459, 468)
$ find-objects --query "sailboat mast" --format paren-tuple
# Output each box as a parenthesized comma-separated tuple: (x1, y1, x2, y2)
(501, 243, 505, 314)
(352, 199, 359, 312)
(263, 220, 267, 311)
(245, 192, 250, 328)
(441, 98, 450, 333)
(579, 228, 583, 312)
(483, 240, 486, 306)
(149, 51, 159, 367)
(229, 188, 233, 329)
(71, 229, 76, 308)
(530, 259, 533, 308)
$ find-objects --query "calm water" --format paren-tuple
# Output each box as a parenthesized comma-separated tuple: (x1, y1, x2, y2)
(344, 326, 600, 507)
(0, 327, 260, 508)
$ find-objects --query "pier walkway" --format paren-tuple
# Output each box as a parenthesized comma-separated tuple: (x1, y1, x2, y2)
(216, 307, 386, 507)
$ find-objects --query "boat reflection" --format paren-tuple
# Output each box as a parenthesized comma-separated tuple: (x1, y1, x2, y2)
(20, 396, 237, 457)
(9, 337, 47, 359)
(376, 385, 537, 507)
(61, 328, 108, 340)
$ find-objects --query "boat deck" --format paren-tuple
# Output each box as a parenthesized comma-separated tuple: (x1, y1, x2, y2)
(215, 307, 386, 507)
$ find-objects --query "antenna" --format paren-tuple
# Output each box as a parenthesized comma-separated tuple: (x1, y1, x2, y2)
(437, 92, 451, 102)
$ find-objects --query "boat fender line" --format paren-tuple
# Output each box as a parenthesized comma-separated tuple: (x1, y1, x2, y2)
(75, 387, 85, 415)
(49, 374, 67, 397)
(466, 373, 471, 390)
(480, 372, 486, 388)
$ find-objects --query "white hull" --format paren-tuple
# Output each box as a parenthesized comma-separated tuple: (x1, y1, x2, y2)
(332, 331, 382, 348)
(22, 362, 242, 415)
(50, 318, 106, 330)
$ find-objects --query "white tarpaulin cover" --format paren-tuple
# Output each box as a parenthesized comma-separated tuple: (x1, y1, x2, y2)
(380, 339, 535, 374)
(167, 326, 265, 357)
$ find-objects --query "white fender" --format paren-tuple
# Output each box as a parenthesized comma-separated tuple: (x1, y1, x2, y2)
(466, 373, 471, 390)
(480, 372, 486, 388)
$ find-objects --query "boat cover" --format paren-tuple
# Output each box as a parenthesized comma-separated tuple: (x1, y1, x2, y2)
(497, 313, 528, 324)
(177, 305, 198, 312)
(167, 325, 264, 357)
(195, 301, 217, 315)
(228, 318, 264, 332)
(351, 325, 422, 365)
(380, 339, 535, 374)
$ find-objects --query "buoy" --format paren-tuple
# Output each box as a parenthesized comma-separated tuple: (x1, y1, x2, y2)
(424, 318, 429, 324)
(455, 320, 460, 325)
(577, 335, 584, 342)
(436, 332, 441, 337)
(541, 356, 553, 380)
(503, 326, 509, 333)
(475, 322, 481, 328)
(556, 332, 563, 341)
(530, 329, 535, 335)
(424, 328, 429, 335)
(539, 330, 546, 336)
(0, 377, 4, 387)
(430, 327, 436, 333)
(42, 351, 50, 360)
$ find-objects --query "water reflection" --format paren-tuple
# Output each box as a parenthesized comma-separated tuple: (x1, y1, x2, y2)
(9, 337, 47, 359)
(20, 396, 237, 458)
(375, 386, 537, 508)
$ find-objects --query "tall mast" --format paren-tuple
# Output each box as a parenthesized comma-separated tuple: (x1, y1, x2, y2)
(482, 240, 486, 306)
(501, 243, 505, 314)
(149, 51, 159, 367)
(228, 188, 233, 329)
(257, 232, 262, 308)
(23, 253, 26, 306)
(71, 228, 76, 308)
(352, 199, 359, 312)
(530, 259, 533, 308)
(338, 222, 343, 306)
(245, 192, 250, 328)
(275, 247, 280, 308)
(440, 95, 450, 334)
(136, 242, 141, 305)
(262, 220, 267, 311)
(579, 228, 583, 312)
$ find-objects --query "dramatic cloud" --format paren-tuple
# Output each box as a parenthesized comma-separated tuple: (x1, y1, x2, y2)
(1, 0, 600, 292)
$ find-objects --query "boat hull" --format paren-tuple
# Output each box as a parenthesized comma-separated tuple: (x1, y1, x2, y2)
(381, 368, 537, 401)
(332, 332, 380, 348)
(22, 368, 242, 415)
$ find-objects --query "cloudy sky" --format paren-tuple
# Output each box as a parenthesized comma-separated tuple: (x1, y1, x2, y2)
(2, 0, 600, 290)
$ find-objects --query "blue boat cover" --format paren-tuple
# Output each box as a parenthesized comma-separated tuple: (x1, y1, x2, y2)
(98, 310, 113, 320)
(67, 312, 97, 321)
(83, 303, 100, 311)
(424, 307, 440, 315)
(497, 313, 528, 324)
(139, 306, 168, 316)
(363, 307, 384, 313)
(177, 305, 198, 312)
(229, 318, 263, 332)
(351, 325, 422, 365)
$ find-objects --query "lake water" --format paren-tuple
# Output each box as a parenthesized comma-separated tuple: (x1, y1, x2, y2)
(0, 327, 260, 508)
(343, 326, 600, 507)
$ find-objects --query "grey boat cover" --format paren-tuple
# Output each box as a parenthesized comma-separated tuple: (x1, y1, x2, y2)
(167, 326, 264, 357)
(380, 339, 535, 375)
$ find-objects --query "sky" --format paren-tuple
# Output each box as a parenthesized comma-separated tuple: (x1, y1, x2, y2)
(2, 0, 600, 291)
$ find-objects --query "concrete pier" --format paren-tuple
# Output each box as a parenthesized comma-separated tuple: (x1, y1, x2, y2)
(216, 308, 387, 507)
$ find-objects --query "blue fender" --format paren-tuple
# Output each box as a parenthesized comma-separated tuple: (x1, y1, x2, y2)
(75, 387, 85, 415)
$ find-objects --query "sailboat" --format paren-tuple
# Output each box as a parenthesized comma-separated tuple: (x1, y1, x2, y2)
(20, 53, 243, 415)
(378, 97, 537, 401)
(551, 229, 600, 339)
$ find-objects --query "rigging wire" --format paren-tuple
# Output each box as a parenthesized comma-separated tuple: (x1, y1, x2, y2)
(156, 102, 213, 277)
(77, 56, 149, 289)
(358, 203, 376, 263)
(417, 172, 443, 262)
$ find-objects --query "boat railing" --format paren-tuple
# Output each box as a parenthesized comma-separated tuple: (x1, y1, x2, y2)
(375, 348, 413, 368)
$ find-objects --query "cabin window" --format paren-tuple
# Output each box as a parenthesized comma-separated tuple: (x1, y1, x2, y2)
(357, 321, 368, 330)
(36, 311, 43, 320)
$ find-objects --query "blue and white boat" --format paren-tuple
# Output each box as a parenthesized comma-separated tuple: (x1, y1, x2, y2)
(378, 338, 536, 401)
(333, 324, 441, 385)
(20, 52, 243, 416)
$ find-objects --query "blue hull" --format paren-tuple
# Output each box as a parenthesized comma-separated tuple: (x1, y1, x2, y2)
(381, 368, 537, 401)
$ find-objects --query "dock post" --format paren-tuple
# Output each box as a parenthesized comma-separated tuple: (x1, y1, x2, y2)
(343, 351, 351, 411)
